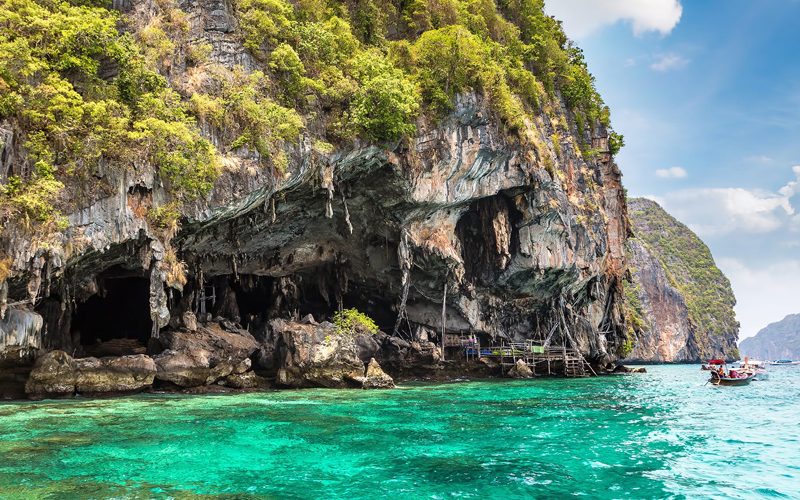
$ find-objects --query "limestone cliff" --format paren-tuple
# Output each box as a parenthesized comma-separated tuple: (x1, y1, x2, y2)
(740, 314, 800, 360)
(0, 0, 630, 396)
(623, 198, 739, 362)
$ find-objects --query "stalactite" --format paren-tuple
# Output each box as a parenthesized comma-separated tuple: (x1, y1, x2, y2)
(393, 229, 413, 337)
(342, 192, 353, 235)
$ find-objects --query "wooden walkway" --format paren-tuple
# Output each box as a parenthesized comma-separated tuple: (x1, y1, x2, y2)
(444, 336, 595, 377)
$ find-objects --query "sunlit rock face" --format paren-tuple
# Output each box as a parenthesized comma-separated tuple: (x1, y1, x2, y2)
(624, 198, 739, 363)
(625, 240, 699, 362)
(0, 0, 630, 392)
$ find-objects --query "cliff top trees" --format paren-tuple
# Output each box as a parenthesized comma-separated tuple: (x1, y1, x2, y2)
(1, 0, 620, 233)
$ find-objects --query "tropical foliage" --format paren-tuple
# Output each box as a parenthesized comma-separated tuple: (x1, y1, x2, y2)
(1, 0, 621, 234)
(333, 308, 380, 336)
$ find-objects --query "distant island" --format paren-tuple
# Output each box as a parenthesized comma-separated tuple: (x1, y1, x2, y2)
(623, 198, 739, 363)
(740, 314, 800, 360)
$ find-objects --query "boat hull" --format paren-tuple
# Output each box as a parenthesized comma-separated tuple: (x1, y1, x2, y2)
(709, 373, 754, 386)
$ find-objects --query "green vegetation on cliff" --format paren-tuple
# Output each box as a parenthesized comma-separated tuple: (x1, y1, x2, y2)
(626, 198, 739, 357)
(1, 0, 621, 237)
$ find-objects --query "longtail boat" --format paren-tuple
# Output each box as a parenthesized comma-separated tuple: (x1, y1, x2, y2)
(709, 370, 754, 386)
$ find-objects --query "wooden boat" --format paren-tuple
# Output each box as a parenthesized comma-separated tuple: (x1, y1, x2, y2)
(735, 358, 769, 380)
(702, 359, 725, 371)
(709, 371, 754, 386)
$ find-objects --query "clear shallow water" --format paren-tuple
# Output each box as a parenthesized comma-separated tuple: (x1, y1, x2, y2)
(0, 365, 798, 499)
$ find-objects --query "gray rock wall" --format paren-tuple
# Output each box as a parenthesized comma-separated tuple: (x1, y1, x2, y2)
(0, 0, 630, 382)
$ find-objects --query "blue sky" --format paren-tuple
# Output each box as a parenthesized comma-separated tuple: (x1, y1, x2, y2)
(544, 0, 800, 339)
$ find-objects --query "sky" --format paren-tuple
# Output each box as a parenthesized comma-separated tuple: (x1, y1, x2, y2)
(543, 0, 800, 340)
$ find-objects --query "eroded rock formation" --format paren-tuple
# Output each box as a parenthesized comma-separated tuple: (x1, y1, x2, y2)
(624, 198, 739, 362)
(0, 0, 631, 397)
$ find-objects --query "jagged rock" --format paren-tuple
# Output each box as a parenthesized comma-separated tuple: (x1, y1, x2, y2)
(363, 358, 394, 389)
(271, 319, 370, 388)
(506, 359, 533, 379)
(25, 351, 77, 397)
(233, 358, 251, 374)
(1, 0, 629, 384)
(377, 333, 441, 375)
(25, 351, 156, 397)
(612, 364, 646, 374)
(224, 371, 264, 389)
(151, 322, 257, 387)
(479, 357, 500, 370)
(0, 309, 43, 365)
(159, 323, 258, 367)
(354, 335, 381, 363)
(74, 355, 156, 393)
(153, 350, 210, 387)
(182, 311, 198, 332)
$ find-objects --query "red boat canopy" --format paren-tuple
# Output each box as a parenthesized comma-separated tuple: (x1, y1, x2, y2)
(707, 359, 725, 365)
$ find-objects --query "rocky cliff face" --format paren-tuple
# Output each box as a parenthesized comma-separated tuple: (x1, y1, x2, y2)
(740, 314, 800, 360)
(0, 0, 630, 397)
(624, 198, 739, 362)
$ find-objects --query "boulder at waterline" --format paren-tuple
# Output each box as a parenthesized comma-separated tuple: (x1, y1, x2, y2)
(25, 351, 156, 398)
(363, 358, 395, 389)
(507, 359, 534, 378)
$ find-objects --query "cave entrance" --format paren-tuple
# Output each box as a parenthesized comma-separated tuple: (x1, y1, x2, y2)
(73, 267, 152, 357)
(231, 276, 275, 330)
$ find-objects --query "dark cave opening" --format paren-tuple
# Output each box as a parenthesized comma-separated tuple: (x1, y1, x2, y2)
(340, 290, 397, 334)
(72, 267, 152, 356)
(231, 276, 275, 329)
(457, 193, 522, 284)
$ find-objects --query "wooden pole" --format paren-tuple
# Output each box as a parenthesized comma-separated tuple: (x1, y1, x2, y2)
(441, 270, 447, 362)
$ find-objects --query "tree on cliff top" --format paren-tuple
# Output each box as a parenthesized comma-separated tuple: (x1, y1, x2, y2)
(0, 0, 620, 238)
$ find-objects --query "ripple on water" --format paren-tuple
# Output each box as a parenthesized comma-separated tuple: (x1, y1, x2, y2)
(0, 365, 799, 498)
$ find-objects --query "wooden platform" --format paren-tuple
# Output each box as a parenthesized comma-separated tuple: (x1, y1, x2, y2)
(446, 337, 594, 377)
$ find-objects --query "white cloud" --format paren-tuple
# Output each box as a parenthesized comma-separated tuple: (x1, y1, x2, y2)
(655, 166, 687, 179)
(544, 0, 682, 39)
(744, 155, 774, 165)
(777, 165, 800, 197)
(660, 187, 793, 236)
(650, 53, 689, 72)
(718, 258, 800, 340)
(656, 167, 800, 237)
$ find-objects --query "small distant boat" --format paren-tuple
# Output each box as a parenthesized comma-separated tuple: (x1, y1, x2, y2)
(734, 358, 769, 381)
(709, 371, 754, 386)
(769, 359, 800, 366)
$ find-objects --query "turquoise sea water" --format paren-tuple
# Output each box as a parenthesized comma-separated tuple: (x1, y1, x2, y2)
(0, 365, 798, 499)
